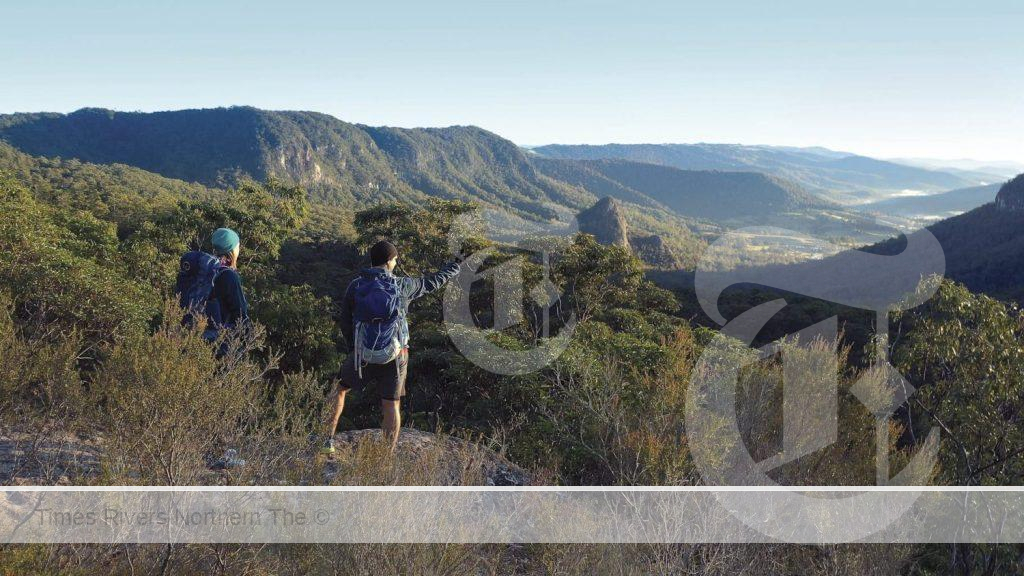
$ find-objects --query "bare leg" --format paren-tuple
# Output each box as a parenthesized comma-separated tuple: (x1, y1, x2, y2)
(381, 399, 401, 452)
(325, 387, 348, 437)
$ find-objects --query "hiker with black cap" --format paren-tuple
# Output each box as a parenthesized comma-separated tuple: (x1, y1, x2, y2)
(322, 240, 461, 453)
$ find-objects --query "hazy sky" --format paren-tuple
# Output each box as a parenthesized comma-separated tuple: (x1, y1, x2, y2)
(3, 0, 1022, 162)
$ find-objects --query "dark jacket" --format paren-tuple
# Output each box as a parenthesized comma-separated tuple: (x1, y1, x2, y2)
(205, 267, 249, 331)
(339, 261, 460, 350)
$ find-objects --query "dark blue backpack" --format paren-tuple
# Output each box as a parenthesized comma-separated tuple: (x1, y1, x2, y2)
(175, 251, 225, 327)
(352, 273, 407, 371)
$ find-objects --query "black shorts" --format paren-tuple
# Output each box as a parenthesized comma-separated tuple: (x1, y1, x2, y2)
(338, 349, 408, 401)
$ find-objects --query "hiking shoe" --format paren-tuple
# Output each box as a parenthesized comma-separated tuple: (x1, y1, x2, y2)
(213, 448, 246, 470)
(320, 437, 336, 455)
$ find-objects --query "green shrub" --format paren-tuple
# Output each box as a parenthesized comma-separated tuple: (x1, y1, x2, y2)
(0, 174, 159, 339)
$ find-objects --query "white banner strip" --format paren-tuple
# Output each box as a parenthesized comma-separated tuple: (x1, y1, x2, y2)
(3, 488, 1024, 544)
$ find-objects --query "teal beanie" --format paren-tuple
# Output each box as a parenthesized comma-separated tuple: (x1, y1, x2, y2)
(210, 228, 240, 255)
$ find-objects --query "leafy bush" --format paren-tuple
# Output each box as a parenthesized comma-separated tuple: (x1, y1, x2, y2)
(254, 284, 341, 375)
(894, 278, 1024, 486)
(0, 174, 158, 339)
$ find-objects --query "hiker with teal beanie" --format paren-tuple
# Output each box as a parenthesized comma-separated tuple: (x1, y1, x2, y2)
(208, 228, 249, 334)
(175, 227, 249, 342)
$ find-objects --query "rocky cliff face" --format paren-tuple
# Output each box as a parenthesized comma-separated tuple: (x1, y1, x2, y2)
(995, 174, 1024, 211)
(577, 196, 631, 248)
(577, 196, 681, 267)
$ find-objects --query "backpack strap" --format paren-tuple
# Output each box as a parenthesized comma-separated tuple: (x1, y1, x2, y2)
(355, 322, 364, 379)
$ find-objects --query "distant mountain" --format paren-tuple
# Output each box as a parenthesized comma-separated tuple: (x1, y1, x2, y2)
(731, 174, 1024, 305)
(359, 124, 589, 219)
(530, 156, 668, 210)
(972, 164, 1024, 179)
(857, 183, 1003, 222)
(0, 140, 362, 242)
(535, 156, 898, 245)
(889, 157, 1024, 180)
(0, 107, 592, 220)
(0, 107, 405, 204)
(536, 157, 826, 221)
(867, 174, 1024, 303)
(532, 143, 984, 203)
(759, 145, 855, 160)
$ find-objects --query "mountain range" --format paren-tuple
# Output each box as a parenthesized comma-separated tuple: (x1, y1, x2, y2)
(0, 107, 589, 218)
(531, 143, 990, 204)
(887, 157, 1024, 180)
(855, 183, 1003, 223)
(533, 156, 898, 247)
(534, 157, 826, 221)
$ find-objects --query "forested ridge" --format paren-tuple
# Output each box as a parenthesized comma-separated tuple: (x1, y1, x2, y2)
(0, 107, 586, 216)
(533, 142, 985, 202)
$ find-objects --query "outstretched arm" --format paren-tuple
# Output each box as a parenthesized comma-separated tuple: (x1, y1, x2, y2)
(400, 260, 461, 302)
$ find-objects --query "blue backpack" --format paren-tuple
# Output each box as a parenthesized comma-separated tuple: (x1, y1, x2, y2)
(175, 251, 225, 329)
(352, 273, 408, 375)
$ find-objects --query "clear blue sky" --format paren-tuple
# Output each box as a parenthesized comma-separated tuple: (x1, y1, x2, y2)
(3, 0, 1022, 162)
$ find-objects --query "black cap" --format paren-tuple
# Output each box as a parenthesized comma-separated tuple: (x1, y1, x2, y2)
(369, 240, 399, 266)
